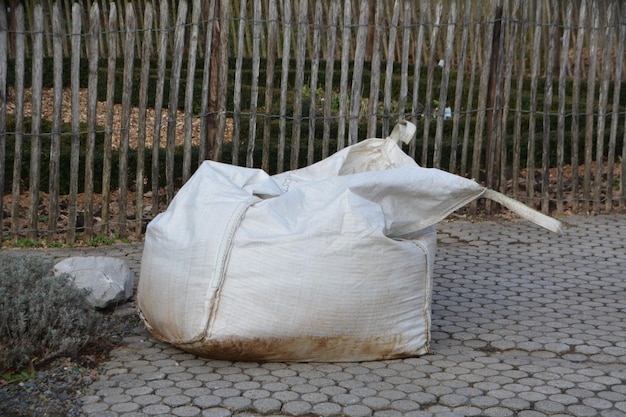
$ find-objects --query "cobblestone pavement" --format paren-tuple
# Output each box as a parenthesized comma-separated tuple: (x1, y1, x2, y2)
(40, 215, 626, 417)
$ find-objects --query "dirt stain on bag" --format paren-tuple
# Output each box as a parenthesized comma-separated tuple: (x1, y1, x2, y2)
(173, 334, 418, 362)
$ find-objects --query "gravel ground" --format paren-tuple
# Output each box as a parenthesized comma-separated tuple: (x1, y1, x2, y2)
(0, 360, 96, 417)
(0, 305, 141, 417)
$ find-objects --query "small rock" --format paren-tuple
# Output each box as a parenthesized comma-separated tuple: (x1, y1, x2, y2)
(53, 256, 135, 309)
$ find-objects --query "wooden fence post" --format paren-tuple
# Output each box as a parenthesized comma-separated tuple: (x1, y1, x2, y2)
(433, 0, 456, 169)
(556, 2, 573, 215)
(232, 0, 247, 167)
(366, 0, 383, 139)
(409, 0, 428, 160)
(135, 2, 153, 237)
(321, 0, 339, 160)
(204, 0, 220, 163)
(247, 0, 262, 168)
(102, 3, 118, 235)
(276, 0, 292, 172)
(524, 2, 542, 210)
(484, 0, 502, 202)
(84, 2, 100, 241)
(606, 10, 624, 212)
(305, 0, 323, 166)
(150, 0, 167, 219)
(67, 3, 81, 243)
(290, 0, 308, 168)
(119, 3, 136, 236)
(165, 0, 186, 203)
(261, 0, 277, 171)
(347, 1, 368, 146)
(214, 0, 230, 163)
(593, 4, 614, 214)
(0, 0, 7, 244)
(583, 3, 599, 214)
(421, 2, 441, 167)
(182, 0, 201, 182)
(382, 1, 400, 140)
(47, 3, 63, 240)
(540, 1, 557, 215)
(336, 0, 351, 152)
(569, 0, 587, 213)
(448, 1, 472, 174)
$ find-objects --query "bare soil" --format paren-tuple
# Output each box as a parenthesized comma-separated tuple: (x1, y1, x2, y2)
(6, 86, 233, 149)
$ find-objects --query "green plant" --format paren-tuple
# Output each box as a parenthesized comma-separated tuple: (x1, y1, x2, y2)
(12, 238, 43, 248)
(0, 253, 109, 373)
(88, 235, 115, 246)
(2, 369, 36, 383)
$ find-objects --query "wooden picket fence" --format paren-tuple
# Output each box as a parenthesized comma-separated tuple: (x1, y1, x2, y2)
(1, 0, 625, 245)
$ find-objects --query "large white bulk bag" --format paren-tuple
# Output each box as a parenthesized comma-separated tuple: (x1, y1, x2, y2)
(137, 122, 560, 362)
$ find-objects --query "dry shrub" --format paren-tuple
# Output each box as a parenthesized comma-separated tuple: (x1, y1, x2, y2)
(0, 253, 108, 373)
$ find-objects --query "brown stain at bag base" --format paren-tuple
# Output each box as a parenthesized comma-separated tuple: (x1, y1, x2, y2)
(170, 334, 423, 362)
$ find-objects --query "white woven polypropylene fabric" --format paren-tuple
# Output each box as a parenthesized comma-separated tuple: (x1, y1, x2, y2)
(137, 122, 560, 362)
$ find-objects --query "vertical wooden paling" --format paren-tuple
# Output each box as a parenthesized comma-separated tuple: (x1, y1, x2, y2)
(321, 0, 339, 159)
(606, 10, 624, 212)
(397, 0, 412, 129)
(262, 0, 277, 172)
(102, 4, 118, 234)
(498, 0, 518, 196)
(247, 0, 261, 168)
(484, 0, 505, 210)
(421, 2, 441, 167)
(460, 16, 481, 177)
(525, 3, 542, 209)
(277, 0, 292, 172)
(449, 1, 471, 174)
(382, 1, 399, 139)
(336, 0, 351, 151)
(67, 3, 81, 243)
(433, 0, 455, 169)
(541, 1, 556, 214)
(366, 0, 383, 139)
(150, 0, 168, 218)
(27, 5, 43, 240)
(409, 0, 427, 160)
(583, 3, 599, 213)
(119, 3, 136, 236)
(511, 0, 528, 201)
(84, 3, 100, 240)
(215, 0, 231, 162)
(470, 1, 496, 213)
(569, 0, 586, 212)
(199, 0, 217, 163)
(165, 0, 186, 202)
(556, 2, 572, 214)
(135, 3, 153, 237)
(290, 0, 308, 168)
(306, 0, 323, 166)
(182, 0, 201, 181)
(47, 4, 63, 240)
(593, 4, 614, 213)
(0, 1, 7, 243)
(10, 2, 25, 239)
(232, 0, 247, 166)
(347, 1, 368, 146)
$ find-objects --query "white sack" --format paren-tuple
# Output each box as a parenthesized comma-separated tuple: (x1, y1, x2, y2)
(137, 122, 560, 362)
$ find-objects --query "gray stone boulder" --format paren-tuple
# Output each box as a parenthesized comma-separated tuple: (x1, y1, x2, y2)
(53, 256, 135, 309)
